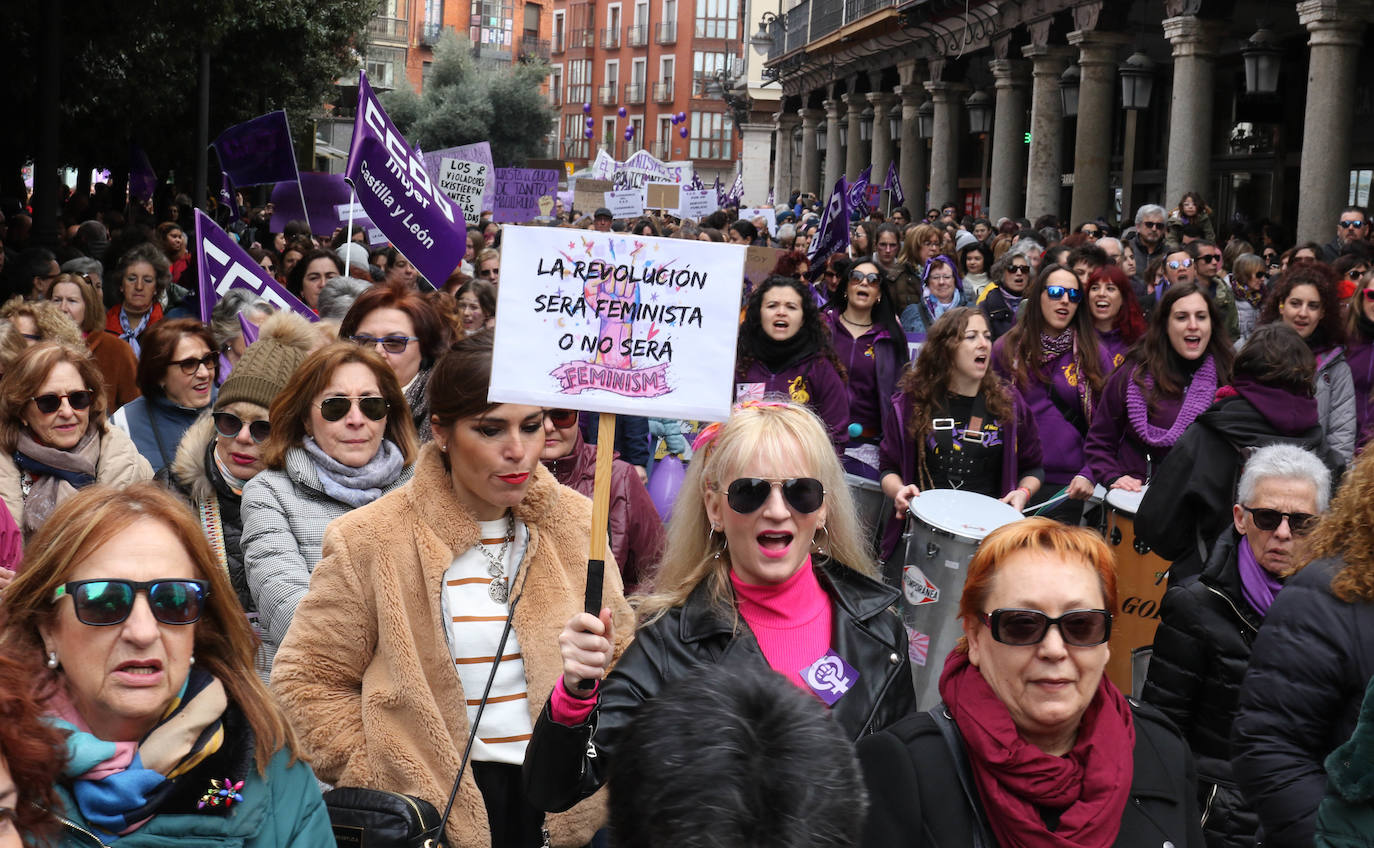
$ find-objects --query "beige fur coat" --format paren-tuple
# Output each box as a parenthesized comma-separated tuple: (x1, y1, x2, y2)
(271, 442, 633, 846)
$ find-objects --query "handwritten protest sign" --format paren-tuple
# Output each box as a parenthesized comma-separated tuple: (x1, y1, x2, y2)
(492, 167, 560, 223)
(677, 187, 717, 219)
(489, 226, 745, 421)
(194, 210, 317, 322)
(743, 245, 785, 305)
(422, 142, 494, 212)
(604, 188, 645, 219)
(346, 72, 467, 286)
(439, 157, 488, 226)
(738, 207, 778, 238)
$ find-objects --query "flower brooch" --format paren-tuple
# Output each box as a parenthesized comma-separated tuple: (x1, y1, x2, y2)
(198, 778, 245, 810)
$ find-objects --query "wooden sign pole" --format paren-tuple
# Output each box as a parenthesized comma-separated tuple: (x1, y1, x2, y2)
(577, 411, 617, 689)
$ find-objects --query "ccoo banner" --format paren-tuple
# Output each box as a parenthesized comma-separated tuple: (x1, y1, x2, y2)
(194, 210, 318, 323)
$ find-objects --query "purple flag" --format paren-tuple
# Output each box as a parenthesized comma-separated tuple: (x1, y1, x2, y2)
(212, 110, 300, 188)
(129, 144, 157, 201)
(347, 72, 467, 287)
(195, 210, 318, 323)
(219, 173, 239, 220)
(688, 171, 705, 190)
(884, 161, 905, 207)
(807, 176, 851, 263)
(725, 172, 744, 207)
(846, 165, 872, 215)
(238, 311, 261, 346)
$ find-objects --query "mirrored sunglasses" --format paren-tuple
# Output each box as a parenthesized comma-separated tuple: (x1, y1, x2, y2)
(54, 579, 209, 626)
(1045, 285, 1082, 303)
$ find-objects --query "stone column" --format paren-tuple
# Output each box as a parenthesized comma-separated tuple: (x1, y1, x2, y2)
(1162, 16, 1221, 213)
(740, 122, 774, 207)
(925, 80, 966, 212)
(1021, 45, 1072, 223)
(1296, 0, 1369, 244)
(1067, 30, 1128, 227)
(798, 107, 822, 196)
(868, 92, 898, 198)
(823, 98, 843, 192)
(773, 112, 801, 201)
(987, 59, 1030, 223)
(895, 83, 926, 213)
(844, 92, 865, 180)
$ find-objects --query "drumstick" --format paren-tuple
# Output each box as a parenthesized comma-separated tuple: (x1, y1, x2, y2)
(1024, 487, 1071, 515)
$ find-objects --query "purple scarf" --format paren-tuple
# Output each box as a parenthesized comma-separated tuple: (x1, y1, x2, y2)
(1237, 534, 1284, 617)
(1125, 356, 1217, 448)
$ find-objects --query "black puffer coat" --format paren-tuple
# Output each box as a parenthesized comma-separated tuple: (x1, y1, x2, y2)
(1141, 529, 1262, 848)
(522, 557, 914, 813)
(1233, 557, 1374, 847)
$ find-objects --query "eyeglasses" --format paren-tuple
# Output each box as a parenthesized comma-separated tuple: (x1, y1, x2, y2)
(1242, 505, 1319, 535)
(171, 353, 218, 375)
(980, 608, 1112, 647)
(350, 334, 419, 355)
(318, 396, 389, 422)
(1362, 289, 1374, 302)
(1081, 228, 1100, 238)
(213, 411, 271, 444)
(1197, 254, 1221, 263)
(1339, 220, 1366, 229)
(1007, 265, 1031, 275)
(31, 390, 94, 414)
(1139, 221, 1165, 230)
(722, 477, 826, 515)
(53, 579, 209, 627)
(547, 408, 579, 428)
(1044, 285, 1082, 303)
(850, 271, 881, 285)
(1167, 258, 1194, 270)
(477, 269, 499, 278)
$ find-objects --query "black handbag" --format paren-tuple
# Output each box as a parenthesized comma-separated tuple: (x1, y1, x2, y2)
(323, 551, 530, 848)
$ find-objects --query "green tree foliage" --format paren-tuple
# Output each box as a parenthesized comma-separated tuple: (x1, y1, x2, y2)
(380, 31, 555, 167)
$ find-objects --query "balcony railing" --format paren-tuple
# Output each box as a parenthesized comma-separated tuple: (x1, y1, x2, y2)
(369, 16, 409, 44)
(653, 81, 674, 101)
(772, 0, 898, 57)
(569, 28, 595, 48)
(419, 22, 453, 45)
(567, 83, 592, 104)
(624, 83, 645, 104)
(784, 0, 809, 53)
(765, 15, 785, 61)
(519, 35, 551, 61)
(627, 24, 649, 46)
(472, 42, 511, 62)
(598, 84, 618, 105)
(651, 140, 671, 159)
(601, 26, 621, 48)
(655, 21, 676, 44)
(563, 138, 590, 160)
(690, 140, 733, 160)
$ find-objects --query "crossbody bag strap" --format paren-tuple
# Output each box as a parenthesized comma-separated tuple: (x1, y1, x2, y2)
(928, 705, 998, 848)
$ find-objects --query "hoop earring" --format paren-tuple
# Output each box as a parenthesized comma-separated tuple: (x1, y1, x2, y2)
(708, 526, 727, 560)
(46, 651, 58, 669)
(814, 525, 831, 558)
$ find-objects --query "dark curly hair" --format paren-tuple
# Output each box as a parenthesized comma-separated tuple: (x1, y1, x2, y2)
(1259, 259, 1347, 349)
(736, 276, 845, 379)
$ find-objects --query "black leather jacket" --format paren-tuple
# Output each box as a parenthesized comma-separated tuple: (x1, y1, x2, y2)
(522, 557, 915, 812)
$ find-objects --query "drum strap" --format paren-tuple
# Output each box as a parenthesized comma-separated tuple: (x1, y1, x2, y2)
(931, 392, 989, 489)
(929, 706, 998, 848)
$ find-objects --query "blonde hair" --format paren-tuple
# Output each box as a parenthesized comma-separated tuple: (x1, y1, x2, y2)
(636, 401, 874, 624)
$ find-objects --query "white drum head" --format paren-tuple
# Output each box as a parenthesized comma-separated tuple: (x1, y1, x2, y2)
(1105, 486, 1147, 516)
(909, 489, 1023, 542)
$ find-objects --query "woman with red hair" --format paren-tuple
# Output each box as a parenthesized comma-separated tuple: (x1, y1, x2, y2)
(1086, 264, 1145, 371)
(0, 651, 66, 844)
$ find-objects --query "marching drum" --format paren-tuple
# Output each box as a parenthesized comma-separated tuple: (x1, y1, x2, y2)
(892, 489, 1023, 710)
(845, 473, 892, 555)
(1103, 487, 1169, 697)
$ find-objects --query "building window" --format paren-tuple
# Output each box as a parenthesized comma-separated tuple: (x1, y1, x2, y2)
(425, 0, 443, 26)
(549, 65, 563, 105)
(694, 0, 736, 39)
(552, 11, 565, 51)
(364, 46, 406, 90)
(568, 59, 592, 104)
(470, 0, 514, 46)
(1350, 169, 1372, 206)
(690, 111, 732, 160)
(422, 61, 434, 91)
(692, 51, 734, 95)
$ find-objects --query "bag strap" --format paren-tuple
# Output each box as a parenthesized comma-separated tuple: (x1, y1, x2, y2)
(927, 705, 998, 848)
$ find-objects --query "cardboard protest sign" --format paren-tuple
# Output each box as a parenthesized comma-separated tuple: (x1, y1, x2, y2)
(489, 226, 745, 421)
(194, 210, 318, 322)
(738, 207, 778, 238)
(605, 188, 645, 219)
(422, 142, 494, 212)
(492, 167, 560, 223)
(573, 179, 613, 215)
(677, 187, 716, 219)
(438, 157, 488, 226)
(213, 110, 299, 187)
(645, 183, 680, 211)
(743, 245, 785, 304)
(346, 72, 467, 287)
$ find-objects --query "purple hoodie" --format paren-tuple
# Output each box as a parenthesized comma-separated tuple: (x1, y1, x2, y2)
(736, 356, 851, 448)
(824, 310, 903, 436)
(991, 338, 1100, 486)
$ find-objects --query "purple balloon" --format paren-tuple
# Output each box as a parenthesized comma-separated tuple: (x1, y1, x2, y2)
(646, 454, 686, 522)
(676, 111, 686, 122)
(585, 117, 594, 128)
(617, 106, 627, 118)
(624, 129, 633, 140)
(679, 126, 689, 138)
(583, 102, 592, 114)
(585, 128, 594, 138)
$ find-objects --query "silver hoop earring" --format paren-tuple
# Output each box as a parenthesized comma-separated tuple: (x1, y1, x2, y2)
(46, 651, 58, 669)
(708, 526, 727, 560)
(814, 525, 831, 558)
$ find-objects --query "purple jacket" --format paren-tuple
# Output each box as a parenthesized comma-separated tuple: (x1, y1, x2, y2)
(1346, 338, 1374, 447)
(1097, 328, 1131, 372)
(825, 310, 905, 436)
(1079, 363, 1187, 485)
(877, 383, 1044, 559)
(736, 355, 851, 447)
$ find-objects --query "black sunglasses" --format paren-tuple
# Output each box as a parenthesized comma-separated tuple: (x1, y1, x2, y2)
(31, 390, 94, 414)
(1242, 505, 1319, 535)
(172, 353, 218, 375)
(547, 408, 579, 428)
(850, 271, 881, 284)
(350, 334, 419, 355)
(213, 411, 271, 444)
(723, 477, 825, 514)
(1045, 285, 1082, 303)
(1007, 264, 1031, 275)
(1139, 221, 1165, 230)
(981, 608, 1112, 647)
(53, 578, 209, 626)
(319, 396, 389, 422)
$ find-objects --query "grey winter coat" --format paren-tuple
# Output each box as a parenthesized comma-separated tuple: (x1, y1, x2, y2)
(1315, 348, 1357, 465)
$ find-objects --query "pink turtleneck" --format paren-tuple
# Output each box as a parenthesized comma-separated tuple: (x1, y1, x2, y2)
(731, 557, 833, 691)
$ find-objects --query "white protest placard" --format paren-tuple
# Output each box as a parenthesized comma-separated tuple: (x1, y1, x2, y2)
(604, 188, 646, 219)
(739, 207, 778, 238)
(438, 157, 489, 226)
(678, 187, 717, 219)
(489, 226, 746, 420)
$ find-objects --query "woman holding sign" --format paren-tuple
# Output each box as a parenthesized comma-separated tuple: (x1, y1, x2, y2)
(735, 276, 851, 448)
(523, 401, 914, 815)
(273, 331, 634, 847)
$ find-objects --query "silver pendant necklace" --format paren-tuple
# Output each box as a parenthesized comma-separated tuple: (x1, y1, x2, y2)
(477, 512, 515, 604)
